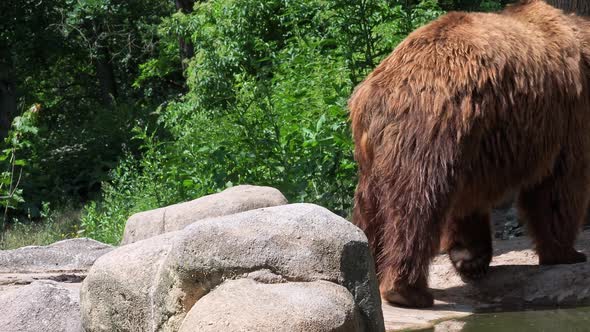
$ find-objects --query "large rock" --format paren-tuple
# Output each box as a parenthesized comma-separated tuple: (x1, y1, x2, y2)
(80, 232, 180, 331)
(121, 185, 288, 244)
(82, 203, 384, 332)
(180, 278, 361, 332)
(0, 238, 112, 273)
(0, 281, 82, 332)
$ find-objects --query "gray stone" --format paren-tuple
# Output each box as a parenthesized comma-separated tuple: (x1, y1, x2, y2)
(492, 205, 523, 240)
(0, 239, 112, 332)
(121, 185, 288, 244)
(0, 238, 112, 273)
(179, 278, 361, 332)
(81, 203, 384, 332)
(80, 231, 180, 332)
(433, 320, 467, 332)
(382, 301, 470, 331)
(0, 280, 82, 332)
(0, 272, 85, 293)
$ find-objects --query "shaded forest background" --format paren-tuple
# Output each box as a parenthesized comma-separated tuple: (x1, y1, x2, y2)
(0, 0, 584, 246)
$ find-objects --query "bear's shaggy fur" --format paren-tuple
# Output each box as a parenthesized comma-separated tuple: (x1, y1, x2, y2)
(350, 0, 590, 308)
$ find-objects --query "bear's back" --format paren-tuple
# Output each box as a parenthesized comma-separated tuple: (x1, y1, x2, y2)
(365, 0, 582, 115)
(348, 0, 589, 190)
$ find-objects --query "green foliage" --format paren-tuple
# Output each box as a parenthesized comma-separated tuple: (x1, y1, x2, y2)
(81, 142, 183, 243)
(2, 0, 509, 245)
(333, 0, 445, 83)
(439, 0, 511, 11)
(81, 0, 448, 244)
(0, 105, 40, 231)
(0, 0, 175, 225)
(0, 205, 81, 250)
(479, 0, 503, 12)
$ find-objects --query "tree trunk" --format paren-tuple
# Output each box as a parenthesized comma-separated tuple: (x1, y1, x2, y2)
(95, 44, 118, 108)
(0, 79, 16, 140)
(90, 21, 118, 108)
(0, 54, 16, 140)
(175, 0, 195, 69)
(546, 0, 590, 16)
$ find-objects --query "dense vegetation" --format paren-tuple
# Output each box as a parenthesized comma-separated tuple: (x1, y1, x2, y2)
(0, 0, 515, 246)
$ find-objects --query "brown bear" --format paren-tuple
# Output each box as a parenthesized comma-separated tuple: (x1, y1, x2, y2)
(349, 0, 590, 308)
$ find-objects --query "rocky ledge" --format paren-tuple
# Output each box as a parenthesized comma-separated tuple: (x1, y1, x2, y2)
(384, 231, 590, 331)
(0, 238, 112, 332)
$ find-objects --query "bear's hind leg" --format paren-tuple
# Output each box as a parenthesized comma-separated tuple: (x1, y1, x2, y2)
(353, 173, 383, 264)
(378, 186, 449, 308)
(518, 151, 588, 265)
(442, 210, 493, 280)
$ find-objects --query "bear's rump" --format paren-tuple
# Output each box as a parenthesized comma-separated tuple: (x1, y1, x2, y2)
(452, 126, 562, 214)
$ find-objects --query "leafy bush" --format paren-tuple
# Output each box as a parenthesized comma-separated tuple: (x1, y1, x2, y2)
(0, 105, 40, 231)
(81, 0, 447, 244)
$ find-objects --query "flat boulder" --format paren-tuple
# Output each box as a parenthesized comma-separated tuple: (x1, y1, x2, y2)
(180, 278, 361, 332)
(0, 238, 112, 273)
(82, 203, 384, 332)
(0, 280, 82, 332)
(121, 185, 288, 244)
